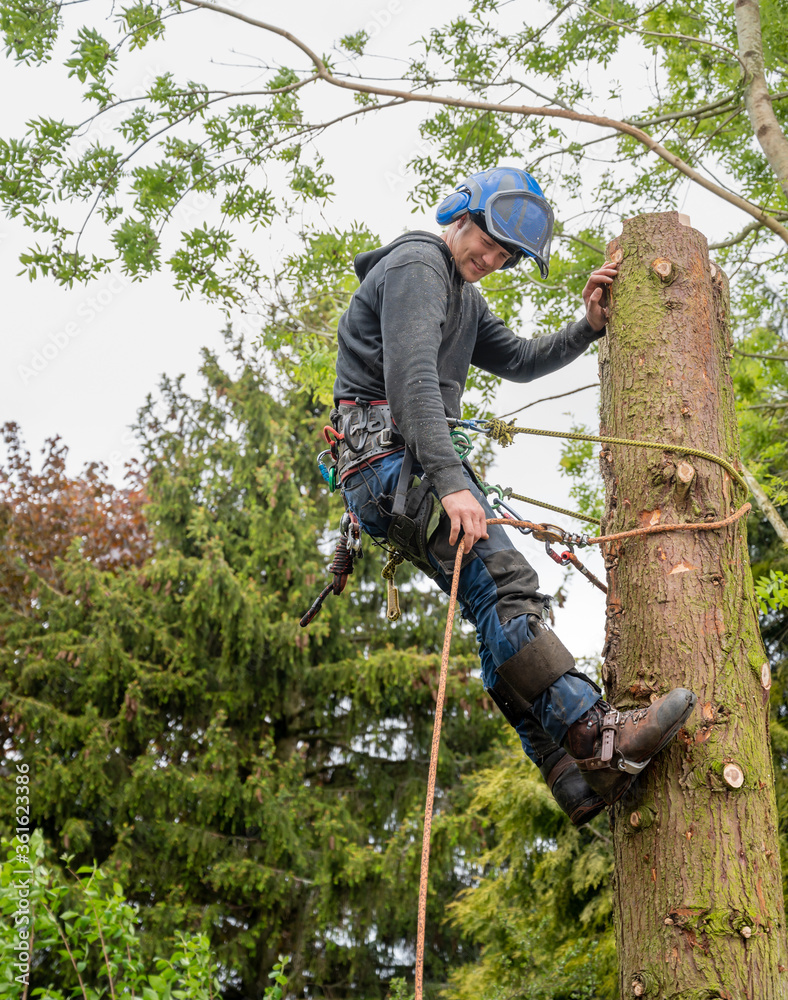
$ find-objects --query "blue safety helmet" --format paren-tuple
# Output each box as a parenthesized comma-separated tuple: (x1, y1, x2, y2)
(436, 167, 554, 277)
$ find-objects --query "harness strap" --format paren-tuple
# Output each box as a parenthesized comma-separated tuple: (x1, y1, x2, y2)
(391, 446, 415, 517)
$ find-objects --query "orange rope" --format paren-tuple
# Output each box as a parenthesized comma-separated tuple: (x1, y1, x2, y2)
(583, 503, 751, 545)
(412, 501, 751, 1000)
(414, 534, 465, 1000)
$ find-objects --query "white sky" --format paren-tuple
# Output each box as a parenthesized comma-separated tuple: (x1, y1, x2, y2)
(1, 0, 742, 656)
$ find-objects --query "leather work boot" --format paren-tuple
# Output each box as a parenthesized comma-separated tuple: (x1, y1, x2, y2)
(539, 748, 607, 827)
(561, 688, 696, 805)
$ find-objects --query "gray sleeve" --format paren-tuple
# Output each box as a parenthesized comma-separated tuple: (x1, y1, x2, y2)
(471, 297, 604, 381)
(380, 258, 468, 498)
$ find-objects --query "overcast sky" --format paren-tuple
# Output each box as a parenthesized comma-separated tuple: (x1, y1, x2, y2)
(2, 0, 740, 656)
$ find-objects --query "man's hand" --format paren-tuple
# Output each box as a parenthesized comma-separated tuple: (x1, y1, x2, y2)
(441, 489, 490, 551)
(582, 260, 619, 331)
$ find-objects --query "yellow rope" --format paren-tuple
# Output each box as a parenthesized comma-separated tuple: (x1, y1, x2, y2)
(483, 418, 749, 496)
(508, 491, 602, 526)
(382, 550, 405, 622)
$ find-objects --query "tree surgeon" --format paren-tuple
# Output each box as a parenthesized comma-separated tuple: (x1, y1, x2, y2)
(331, 167, 696, 824)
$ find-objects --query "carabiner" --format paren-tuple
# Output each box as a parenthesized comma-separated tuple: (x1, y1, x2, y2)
(450, 428, 474, 459)
(491, 495, 533, 536)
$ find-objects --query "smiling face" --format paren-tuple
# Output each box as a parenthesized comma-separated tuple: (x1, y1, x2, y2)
(442, 213, 513, 282)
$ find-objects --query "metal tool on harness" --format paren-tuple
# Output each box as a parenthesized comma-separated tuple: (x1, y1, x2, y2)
(299, 510, 363, 627)
(341, 509, 363, 554)
(538, 527, 608, 595)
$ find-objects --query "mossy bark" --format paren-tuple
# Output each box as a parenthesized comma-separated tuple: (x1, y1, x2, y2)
(598, 211, 787, 999)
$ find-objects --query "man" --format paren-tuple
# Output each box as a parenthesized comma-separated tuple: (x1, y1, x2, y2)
(332, 167, 695, 825)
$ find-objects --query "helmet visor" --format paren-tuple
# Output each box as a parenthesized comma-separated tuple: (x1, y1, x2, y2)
(485, 189, 553, 277)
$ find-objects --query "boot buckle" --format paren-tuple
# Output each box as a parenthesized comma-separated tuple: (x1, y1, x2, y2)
(578, 710, 653, 775)
(599, 710, 619, 764)
(602, 711, 652, 774)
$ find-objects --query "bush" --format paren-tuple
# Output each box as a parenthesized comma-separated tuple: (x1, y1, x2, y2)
(0, 830, 221, 999)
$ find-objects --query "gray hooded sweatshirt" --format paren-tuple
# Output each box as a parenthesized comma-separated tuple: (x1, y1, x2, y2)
(333, 232, 603, 499)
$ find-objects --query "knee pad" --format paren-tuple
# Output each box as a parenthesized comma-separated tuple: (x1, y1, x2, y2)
(494, 629, 597, 710)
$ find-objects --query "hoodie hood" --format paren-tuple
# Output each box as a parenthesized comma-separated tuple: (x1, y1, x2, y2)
(353, 231, 453, 281)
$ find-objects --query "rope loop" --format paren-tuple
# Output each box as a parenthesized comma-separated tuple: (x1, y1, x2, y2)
(382, 550, 405, 581)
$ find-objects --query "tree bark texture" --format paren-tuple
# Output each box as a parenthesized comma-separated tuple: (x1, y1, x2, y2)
(598, 211, 788, 999)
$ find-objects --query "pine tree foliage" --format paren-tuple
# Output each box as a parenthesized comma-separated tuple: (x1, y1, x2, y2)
(1, 332, 541, 998)
(442, 733, 617, 1000)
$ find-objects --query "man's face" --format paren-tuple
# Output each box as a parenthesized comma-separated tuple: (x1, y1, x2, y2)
(445, 214, 513, 283)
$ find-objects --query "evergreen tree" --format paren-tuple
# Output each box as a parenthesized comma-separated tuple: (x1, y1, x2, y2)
(0, 332, 519, 998)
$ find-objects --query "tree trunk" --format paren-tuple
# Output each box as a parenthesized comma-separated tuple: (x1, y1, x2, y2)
(598, 211, 788, 999)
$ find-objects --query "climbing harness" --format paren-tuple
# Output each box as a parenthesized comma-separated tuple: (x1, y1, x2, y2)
(330, 400, 406, 483)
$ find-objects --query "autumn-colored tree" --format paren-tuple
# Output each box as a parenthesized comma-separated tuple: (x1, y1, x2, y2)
(0, 422, 151, 601)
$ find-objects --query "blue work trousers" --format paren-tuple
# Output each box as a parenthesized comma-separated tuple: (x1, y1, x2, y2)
(341, 452, 600, 764)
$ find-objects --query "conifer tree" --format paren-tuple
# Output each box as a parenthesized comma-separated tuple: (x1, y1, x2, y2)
(0, 332, 516, 998)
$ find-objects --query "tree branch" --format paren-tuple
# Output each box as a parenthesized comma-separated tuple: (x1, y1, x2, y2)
(73, 76, 317, 134)
(179, 1, 788, 246)
(626, 94, 741, 128)
(575, 1, 748, 74)
(88, 900, 117, 1000)
(708, 220, 765, 248)
(153, 97, 404, 237)
(735, 0, 788, 202)
(497, 383, 599, 419)
(733, 347, 788, 362)
(742, 465, 788, 548)
(42, 902, 90, 999)
(555, 232, 606, 256)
